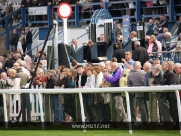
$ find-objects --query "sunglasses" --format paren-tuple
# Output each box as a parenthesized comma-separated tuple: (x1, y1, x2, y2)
(125, 54, 129, 55)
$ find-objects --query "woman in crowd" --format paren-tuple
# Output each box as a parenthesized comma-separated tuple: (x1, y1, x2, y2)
(116, 69, 130, 122)
(67, 69, 77, 121)
(60, 68, 75, 122)
(147, 35, 162, 60)
(20, 29, 26, 54)
(93, 66, 104, 122)
(83, 67, 96, 122)
(33, 69, 46, 88)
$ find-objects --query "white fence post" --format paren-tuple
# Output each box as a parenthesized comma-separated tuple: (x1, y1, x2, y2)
(79, 92, 86, 132)
(9, 94, 21, 121)
(175, 90, 181, 135)
(125, 91, 132, 134)
(2, 93, 8, 129)
(38, 92, 44, 130)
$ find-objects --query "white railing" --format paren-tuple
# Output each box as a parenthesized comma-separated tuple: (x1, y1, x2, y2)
(9, 93, 21, 119)
(1, 85, 181, 134)
(8, 93, 43, 122)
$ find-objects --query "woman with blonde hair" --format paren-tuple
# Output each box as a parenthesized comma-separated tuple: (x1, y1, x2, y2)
(93, 66, 111, 122)
(33, 69, 46, 88)
(83, 67, 96, 122)
(119, 69, 130, 87)
(61, 68, 76, 122)
(115, 69, 131, 122)
(147, 35, 162, 59)
(167, 61, 174, 72)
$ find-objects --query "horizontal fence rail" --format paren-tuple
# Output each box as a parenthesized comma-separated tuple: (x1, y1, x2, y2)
(1, 85, 181, 134)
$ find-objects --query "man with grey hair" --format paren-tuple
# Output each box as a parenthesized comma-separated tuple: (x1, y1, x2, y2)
(152, 64, 164, 85)
(132, 41, 149, 66)
(161, 61, 178, 127)
(143, 62, 152, 86)
(162, 32, 173, 60)
(68, 39, 78, 61)
(156, 27, 168, 42)
(13, 62, 29, 88)
(128, 61, 148, 125)
(130, 31, 138, 51)
(152, 64, 172, 124)
(146, 19, 154, 36)
(0, 72, 15, 121)
(174, 63, 181, 85)
(162, 32, 172, 50)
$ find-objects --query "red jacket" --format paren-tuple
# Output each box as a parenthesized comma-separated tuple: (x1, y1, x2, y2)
(33, 76, 46, 87)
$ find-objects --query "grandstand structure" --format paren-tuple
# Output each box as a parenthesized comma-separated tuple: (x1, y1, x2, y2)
(0, 0, 180, 56)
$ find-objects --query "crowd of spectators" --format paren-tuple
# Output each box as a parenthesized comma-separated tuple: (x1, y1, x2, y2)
(0, 0, 181, 129)
(0, 45, 180, 128)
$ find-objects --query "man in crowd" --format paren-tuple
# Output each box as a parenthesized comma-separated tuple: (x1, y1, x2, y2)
(158, 14, 168, 33)
(0, 72, 15, 121)
(174, 63, 181, 84)
(4, 53, 16, 71)
(0, 55, 7, 70)
(113, 42, 125, 63)
(130, 31, 138, 51)
(68, 39, 78, 61)
(10, 29, 19, 52)
(99, 34, 105, 42)
(25, 27, 33, 57)
(46, 70, 64, 123)
(132, 41, 149, 66)
(146, 19, 154, 36)
(153, 18, 160, 36)
(128, 61, 149, 125)
(105, 62, 122, 88)
(162, 61, 178, 127)
(121, 51, 134, 70)
(13, 62, 29, 88)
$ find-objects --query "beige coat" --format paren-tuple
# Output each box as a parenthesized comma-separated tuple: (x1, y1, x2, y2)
(5, 4, 13, 16)
(24, 55, 32, 71)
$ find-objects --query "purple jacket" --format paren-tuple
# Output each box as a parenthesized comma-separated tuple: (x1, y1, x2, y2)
(105, 68, 122, 87)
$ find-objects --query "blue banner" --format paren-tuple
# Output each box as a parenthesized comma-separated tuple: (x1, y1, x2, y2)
(122, 15, 130, 46)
